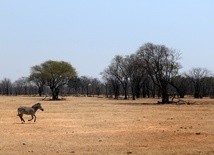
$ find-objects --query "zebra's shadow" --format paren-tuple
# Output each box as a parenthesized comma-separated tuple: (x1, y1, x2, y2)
(14, 122, 37, 125)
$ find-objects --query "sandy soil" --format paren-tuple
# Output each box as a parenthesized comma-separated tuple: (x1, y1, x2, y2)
(0, 96, 213, 155)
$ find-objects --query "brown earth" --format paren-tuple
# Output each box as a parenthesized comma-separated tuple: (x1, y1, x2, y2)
(0, 96, 213, 155)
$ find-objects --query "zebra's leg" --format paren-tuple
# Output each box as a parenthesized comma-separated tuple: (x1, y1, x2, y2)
(18, 114, 25, 123)
(34, 115, 37, 122)
(28, 115, 34, 121)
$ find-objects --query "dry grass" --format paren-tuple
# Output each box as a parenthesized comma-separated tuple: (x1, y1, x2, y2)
(0, 96, 213, 155)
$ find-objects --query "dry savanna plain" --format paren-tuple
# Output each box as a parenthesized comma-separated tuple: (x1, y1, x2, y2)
(0, 96, 213, 155)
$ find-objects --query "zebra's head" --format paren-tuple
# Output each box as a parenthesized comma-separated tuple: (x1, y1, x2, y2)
(32, 103, 44, 111)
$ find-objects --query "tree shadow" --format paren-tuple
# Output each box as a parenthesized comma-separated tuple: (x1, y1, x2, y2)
(115, 102, 162, 106)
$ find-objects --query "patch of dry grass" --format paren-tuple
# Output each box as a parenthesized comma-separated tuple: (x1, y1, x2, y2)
(0, 96, 213, 155)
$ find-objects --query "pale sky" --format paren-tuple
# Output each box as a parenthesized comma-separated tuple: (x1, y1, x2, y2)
(0, 0, 214, 81)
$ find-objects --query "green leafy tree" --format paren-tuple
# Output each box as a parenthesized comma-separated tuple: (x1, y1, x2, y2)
(30, 60, 77, 100)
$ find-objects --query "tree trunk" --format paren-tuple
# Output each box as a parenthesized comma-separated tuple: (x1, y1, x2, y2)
(105, 85, 108, 98)
(161, 83, 170, 104)
(51, 87, 59, 100)
(124, 87, 128, 99)
(142, 84, 146, 98)
(179, 93, 185, 98)
(194, 82, 201, 98)
(135, 86, 140, 98)
(194, 92, 200, 98)
(134, 80, 141, 98)
(162, 92, 169, 103)
(194, 88, 200, 98)
(131, 85, 136, 100)
(38, 86, 43, 97)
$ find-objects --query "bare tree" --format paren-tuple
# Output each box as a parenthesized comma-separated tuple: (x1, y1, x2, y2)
(206, 77, 214, 98)
(137, 43, 181, 103)
(68, 76, 82, 95)
(102, 55, 129, 99)
(202, 76, 214, 97)
(29, 65, 46, 96)
(102, 71, 120, 99)
(125, 54, 147, 100)
(171, 75, 189, 98)
(13, 77, 30, 95)
(0, 78, 12, 95)
(90, 78, 103, 96)
(185, 68, 211, 98)
(79, 76, 92, 96)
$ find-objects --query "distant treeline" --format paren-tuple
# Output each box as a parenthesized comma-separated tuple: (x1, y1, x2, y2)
(1, 72, 214, 100)
(1, 43, 214, 103)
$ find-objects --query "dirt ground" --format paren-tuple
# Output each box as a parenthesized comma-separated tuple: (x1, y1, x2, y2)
(0, 96, 213, 155)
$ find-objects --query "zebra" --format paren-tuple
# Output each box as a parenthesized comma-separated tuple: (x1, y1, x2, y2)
(17, 103, 44, 123)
